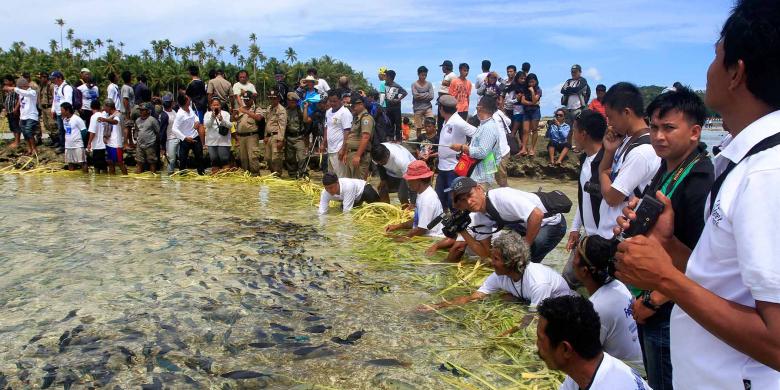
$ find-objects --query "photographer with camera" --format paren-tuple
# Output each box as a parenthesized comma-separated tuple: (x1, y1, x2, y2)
(614, 2, 780, 387)
(571, 235, 643, 367)
(203, 97, 234, 174)
(385, 160, 444, 238)
(620, 86, 714, 390)
(446, 177, 566, 263)
(417, 230, 572, 313)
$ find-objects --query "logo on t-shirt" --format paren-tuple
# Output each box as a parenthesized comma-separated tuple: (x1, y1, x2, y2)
(711, 201, 724, 226)
(64, 120, 72, 135)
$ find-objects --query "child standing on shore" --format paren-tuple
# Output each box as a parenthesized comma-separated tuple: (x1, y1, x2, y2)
(60, 102, 88, 173)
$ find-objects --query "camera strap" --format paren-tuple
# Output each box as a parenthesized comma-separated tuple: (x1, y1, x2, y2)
(657, 146, 706, 198)
(708, 132, 780, 215)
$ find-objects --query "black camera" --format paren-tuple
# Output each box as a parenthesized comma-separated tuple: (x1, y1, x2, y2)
(607, 194, 665, 277)
(583, 181, 601, 196)
(428, 210, 472, 239)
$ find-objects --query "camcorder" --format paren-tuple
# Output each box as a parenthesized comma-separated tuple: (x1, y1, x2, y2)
(428, 210, 471, 239)
(583, 181, 601, 196)
(607, 194, 665, 276)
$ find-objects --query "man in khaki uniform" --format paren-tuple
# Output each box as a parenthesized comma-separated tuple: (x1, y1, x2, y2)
(345, 92, 374, 179)
(234, 92, 263, 174)
(37, 72, 57, 147)
(207, 69, 232, 110)
(284, 92, 308, 178)
(261, 89, 287, 174)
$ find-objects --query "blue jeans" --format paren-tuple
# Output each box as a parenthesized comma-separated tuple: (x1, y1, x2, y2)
(166, 138, 180, 174)
(639, 321, 673, 390)
(435, 170, 459, 210)
(56, 114, 65, 149)
(529, 217, 567, 263)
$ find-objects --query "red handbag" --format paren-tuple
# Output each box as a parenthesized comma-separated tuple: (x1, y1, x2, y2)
(454, 153, 481, 177)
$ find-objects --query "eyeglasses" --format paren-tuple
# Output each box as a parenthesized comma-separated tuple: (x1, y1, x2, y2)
(555, 114, 565, 117)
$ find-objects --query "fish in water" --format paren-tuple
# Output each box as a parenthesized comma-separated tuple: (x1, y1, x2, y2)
(60, 309, 78, 322)
(220, 370, 271, 379)
(304, 325, 331, 334)
(58, 330, 71, 352)
(141, 377, 163, 390)
(366, 359, 412, 368)
(118, 346, 136, 365)
(293, 344, 335, 360)
(371, 373, 417, 390)
(41, 363, 57, 389)
(331, 330, 365, 345)
(293, 344, 326, 356)
(248, 342, 276, 349)
(303, 315, 324, 322)
(270, 323, 293, 332)
(157, 356, 181, 372)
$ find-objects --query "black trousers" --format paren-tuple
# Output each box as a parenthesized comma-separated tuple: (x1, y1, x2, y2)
(387, 105, 402, 141)
(355, 183, 380, 207)
(178, 138, 205, 175)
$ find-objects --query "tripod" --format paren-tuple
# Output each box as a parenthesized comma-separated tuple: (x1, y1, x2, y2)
(302, 135, 324, 177)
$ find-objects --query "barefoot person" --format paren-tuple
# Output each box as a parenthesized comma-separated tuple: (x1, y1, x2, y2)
(60, 102, 88, 173)
(317, 172, 379, 215)
(3, 77, 38, 155)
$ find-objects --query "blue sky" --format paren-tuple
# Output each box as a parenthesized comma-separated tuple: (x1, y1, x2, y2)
(0, 0, 733, 114)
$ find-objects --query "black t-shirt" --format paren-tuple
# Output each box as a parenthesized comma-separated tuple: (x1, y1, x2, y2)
(186, 79, 208, 112)
(643, 146, 714, 325)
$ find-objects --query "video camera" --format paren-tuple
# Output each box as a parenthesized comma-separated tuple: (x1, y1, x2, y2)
(428, 210, 471, 239)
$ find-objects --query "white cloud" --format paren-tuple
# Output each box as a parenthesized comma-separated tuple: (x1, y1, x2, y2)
(545, 34, 598, 50)
(584, 67, 602, 81)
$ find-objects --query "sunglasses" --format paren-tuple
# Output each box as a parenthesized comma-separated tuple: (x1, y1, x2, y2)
(555, 114, 565, 117)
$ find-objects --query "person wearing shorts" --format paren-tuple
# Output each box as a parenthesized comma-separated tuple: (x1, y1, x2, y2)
(86, 100, 108, 173)
(4, 77, 39, 155)
(60, 102, 88, 173)
(100, 100, 128, 175)
(134, 103, 160, 174)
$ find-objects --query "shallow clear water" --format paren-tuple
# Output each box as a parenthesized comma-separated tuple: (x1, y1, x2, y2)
(0, 174, 576, 389)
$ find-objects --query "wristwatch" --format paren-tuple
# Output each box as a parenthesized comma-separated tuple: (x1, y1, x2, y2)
(641, 291, 661, 311)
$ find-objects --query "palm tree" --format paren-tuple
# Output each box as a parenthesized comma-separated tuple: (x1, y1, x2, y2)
(249, 33, 257, 44)
(55, 19, 65, 52)
(66, 28, 74, 50)
(141, 49, 151, 62)
(216, 45, 225, 60)
(207, 38, 217, 56)
(284, 47, 297, 64)
(94, 38, 103, 57)
(48, 39, 58, 54)
(106, 38, 114, 49)
(229, 44, 240, 65)
(118, 41, 125, 57)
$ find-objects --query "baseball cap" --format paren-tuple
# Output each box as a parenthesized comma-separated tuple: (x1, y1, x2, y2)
(571, 64, 582, 71)
(444, 177, 478, 197)
(267, 89, 280, 99)
(438, 95, 457, 108)
(140, 102, 153, 111)
(287, 91, 300, 101)
(439, 60, 453, 68)
(403, 160, 434, 180)
(161, 94, 173, 103)
(350, 92, 365, 106)
(80, 68, 91, 73)
(49, 71, 64, 80)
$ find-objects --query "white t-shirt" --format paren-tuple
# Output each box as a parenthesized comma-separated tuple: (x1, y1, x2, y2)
(52, 82, 73, 115)
(571, 152, 613, 239)
(473, 187, 562, 230)
(560, 353, 650, 390)
(203, 110, 232, 147)
(671, 110, 780, 389)
(315, 79, 330, 95)
(414, 187, 444, 237)
(15, 88, 39, 121)
(77, 83, 99, 110)
(325, 106, 353, 154)
(381, 142, 415, 178)
(87, 112, 106, 150)
(590, 280, 643, 365)
(477, 263, 574, 307)
(475, 72, 488, 91)
(63, 115, 87, 149)
(493, 110, 511, 157)
(104, 112, 124, 148)
(164, 110, 177, 140)
(601, 135, 661, 238)
(438, 114, 476, 171)
(318, 178, 366, 215)
(440, 71, 456, 94)
(107, 82, 121, 110)
(171, 108, 200, 141)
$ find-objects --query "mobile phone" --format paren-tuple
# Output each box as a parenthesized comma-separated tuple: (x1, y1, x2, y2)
(620, 195, 664, 240)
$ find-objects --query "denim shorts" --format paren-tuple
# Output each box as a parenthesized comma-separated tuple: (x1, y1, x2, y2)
(20, 119, 38, 140)
(524, 107, 542, 121)
(512, 113, 524, 123)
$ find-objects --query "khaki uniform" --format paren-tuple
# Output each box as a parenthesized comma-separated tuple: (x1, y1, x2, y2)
(346, 109, 374, 180)
(235, 105, 263, 174)
(38, 81, 57, 141)
(263, 103, 288, 173)
(284, 106, 308, 178)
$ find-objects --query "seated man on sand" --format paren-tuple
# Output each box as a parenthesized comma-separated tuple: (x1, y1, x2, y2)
(317, 173, 379, 215)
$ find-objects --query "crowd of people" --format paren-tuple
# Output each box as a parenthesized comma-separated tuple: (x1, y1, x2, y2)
(1, 1, 778, 389)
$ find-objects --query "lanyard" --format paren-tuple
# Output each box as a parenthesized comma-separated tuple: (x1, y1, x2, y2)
(658, 154, 701, 198)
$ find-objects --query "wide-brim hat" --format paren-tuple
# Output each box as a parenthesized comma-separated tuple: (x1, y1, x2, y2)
(303, 75, 317, 82)
(403, 160, 434, 180)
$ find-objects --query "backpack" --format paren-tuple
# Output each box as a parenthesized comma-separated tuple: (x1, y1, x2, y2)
(615, 133, 652, 198)
(70, 83, 83, 110)
(479, 190, 572, 234)
(372, 107, 393, 149)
